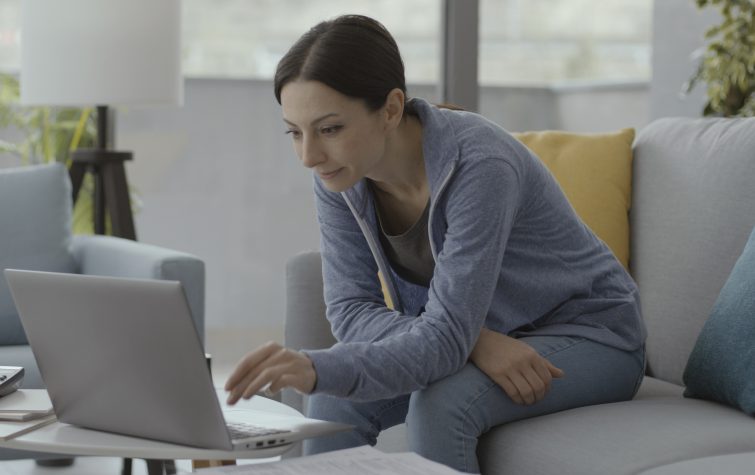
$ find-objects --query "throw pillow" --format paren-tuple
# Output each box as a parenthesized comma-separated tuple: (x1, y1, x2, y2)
(513, 128, 635, 269)
(682, 225, 755, 414)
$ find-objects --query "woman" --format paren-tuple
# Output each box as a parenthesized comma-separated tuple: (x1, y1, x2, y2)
(225, 14, 646, 473)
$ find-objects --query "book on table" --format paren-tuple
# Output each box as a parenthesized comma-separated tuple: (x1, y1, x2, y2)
(0, 415, 57, 441)
(0, 389, 56, 441)
(0, 410, 54, 421)
(0, 389, 54, 421)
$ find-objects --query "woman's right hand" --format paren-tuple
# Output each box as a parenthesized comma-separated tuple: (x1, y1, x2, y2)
(224, 342, 317, 405)
(470, 328, 564, 405)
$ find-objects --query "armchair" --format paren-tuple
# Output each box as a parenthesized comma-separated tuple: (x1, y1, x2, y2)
(0, 163, 205, 461)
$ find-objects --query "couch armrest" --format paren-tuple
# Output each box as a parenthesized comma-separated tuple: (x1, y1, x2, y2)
(282, 251, 335, 415)
(70, 234, 205, 345)
(284, 251, 335, 351)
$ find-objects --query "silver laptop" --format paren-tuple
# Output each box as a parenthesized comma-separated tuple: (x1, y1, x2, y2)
(4, 269, 351, 450)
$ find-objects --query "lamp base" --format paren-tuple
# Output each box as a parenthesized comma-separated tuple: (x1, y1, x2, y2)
(69, 149, 136, 240)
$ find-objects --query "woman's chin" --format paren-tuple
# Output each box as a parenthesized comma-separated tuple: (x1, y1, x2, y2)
(320, 172, 356, 192)
(323, 182, 351, 193)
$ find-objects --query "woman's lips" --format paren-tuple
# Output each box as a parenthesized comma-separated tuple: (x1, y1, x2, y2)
(319, 168, 342, 180)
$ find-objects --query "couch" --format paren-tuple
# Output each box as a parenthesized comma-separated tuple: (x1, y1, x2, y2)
(282, 117, 755, 474)
(0, 163, 205, 461)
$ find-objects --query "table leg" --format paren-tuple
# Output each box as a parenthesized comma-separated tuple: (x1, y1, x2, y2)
(190, 355, 236, 471)
(145, 460, 166, 475)
(192, 459, 237, 470)
(122, 458, 133, 475)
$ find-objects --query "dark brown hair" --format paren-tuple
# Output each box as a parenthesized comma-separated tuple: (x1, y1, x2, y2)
(274, 15, 408, 112)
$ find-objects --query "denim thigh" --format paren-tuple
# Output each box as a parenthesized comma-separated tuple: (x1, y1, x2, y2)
(302, 392, 410, 455)
(302, 335, 645, 472)
(406, 336, 645, 473)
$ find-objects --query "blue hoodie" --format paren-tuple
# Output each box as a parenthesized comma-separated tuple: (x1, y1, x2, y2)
(303, 98, 647, 401)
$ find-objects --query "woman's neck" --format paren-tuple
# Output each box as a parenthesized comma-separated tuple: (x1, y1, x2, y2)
(367, 114, 427, 203)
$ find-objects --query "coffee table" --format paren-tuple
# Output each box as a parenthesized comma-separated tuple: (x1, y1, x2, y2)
(0, 389, 301, 474)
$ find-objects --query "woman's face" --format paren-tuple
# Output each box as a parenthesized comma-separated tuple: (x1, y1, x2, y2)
(280, 80, 390, 192)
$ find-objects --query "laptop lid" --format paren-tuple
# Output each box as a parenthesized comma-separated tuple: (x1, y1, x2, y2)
(5, 269, 235, 449)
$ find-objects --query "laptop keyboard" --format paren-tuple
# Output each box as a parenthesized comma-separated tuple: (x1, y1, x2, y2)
(227, 421, 289, 439)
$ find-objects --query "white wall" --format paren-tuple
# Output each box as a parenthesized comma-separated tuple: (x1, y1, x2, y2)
(479, 82, 650, 134)
(119, 79, 315, 344)
(650, 0, 720, 119)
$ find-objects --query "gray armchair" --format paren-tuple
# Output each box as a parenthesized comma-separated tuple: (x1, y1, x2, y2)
(0, 163, 205, 461)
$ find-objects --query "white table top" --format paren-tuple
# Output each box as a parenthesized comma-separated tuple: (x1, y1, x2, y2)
(0, 389, 302, 460)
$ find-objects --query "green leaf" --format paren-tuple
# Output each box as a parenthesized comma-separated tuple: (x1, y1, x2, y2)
(692, 0, 755, 117)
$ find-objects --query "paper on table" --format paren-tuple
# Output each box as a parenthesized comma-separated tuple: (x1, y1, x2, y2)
(0, 410, 54, 422)
(0, 389, 53, 413)
(191, 446, 463, 474)
(0, 415, 56, 441)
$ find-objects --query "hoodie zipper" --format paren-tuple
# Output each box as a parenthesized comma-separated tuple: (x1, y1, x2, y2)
(427, 163, 457, 261)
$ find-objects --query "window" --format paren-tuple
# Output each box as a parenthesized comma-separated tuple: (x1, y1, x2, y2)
(181, 0, 441, 83)
(0, 0, 651, 87)
(0, 0, 20, 72)
(0, 0, 440, 84)
(479, 0, 652, 85)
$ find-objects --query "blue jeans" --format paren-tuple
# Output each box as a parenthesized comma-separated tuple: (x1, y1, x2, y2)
(303, 336, 645, 474)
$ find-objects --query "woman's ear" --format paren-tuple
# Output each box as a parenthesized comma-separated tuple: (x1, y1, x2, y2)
(383, 88, 405, 131)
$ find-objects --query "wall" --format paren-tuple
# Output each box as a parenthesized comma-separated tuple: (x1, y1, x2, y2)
(118, 79, 315, 346)
(479, 81, 650, 133)
(650, 0, 720, 119)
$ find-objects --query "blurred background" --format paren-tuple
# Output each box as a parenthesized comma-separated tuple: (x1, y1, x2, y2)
(0, 0, 722, 373)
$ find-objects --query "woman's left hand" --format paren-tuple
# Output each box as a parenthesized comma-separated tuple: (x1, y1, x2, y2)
(470, 328, 564, 405)
(224, 341, 317, 405)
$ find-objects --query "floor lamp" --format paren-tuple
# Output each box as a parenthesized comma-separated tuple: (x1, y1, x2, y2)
(20, 0, 183, 241)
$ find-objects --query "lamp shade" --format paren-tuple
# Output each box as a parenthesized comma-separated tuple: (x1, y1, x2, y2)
(20, 0, 182, 106)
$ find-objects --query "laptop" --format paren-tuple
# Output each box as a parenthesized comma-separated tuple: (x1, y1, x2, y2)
(4, 269, 352, 450)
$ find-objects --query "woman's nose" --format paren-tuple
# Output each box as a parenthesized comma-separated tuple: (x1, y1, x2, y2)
(300, 137, 325, 169)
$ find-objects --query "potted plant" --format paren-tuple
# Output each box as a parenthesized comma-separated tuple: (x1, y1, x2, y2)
(684, 0, 755, 117)
(1, 72, 102, 234)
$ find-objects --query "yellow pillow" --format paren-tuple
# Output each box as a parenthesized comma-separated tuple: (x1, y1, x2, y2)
(513, 128, 635, 270)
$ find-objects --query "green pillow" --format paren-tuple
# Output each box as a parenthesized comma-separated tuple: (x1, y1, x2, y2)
(683, 225, 755, 414)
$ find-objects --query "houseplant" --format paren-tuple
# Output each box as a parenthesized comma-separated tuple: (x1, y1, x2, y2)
(685, 0, 755, 117)
(0, 73, 103, 234)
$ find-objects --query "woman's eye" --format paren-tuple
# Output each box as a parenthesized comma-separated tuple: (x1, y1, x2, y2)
(320, 125, 342, 135)
(285, 129, 302, 139)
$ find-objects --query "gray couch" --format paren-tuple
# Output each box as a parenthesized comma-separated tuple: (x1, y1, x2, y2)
(283, 117, 755, 474)
(0, 163, 205, 461)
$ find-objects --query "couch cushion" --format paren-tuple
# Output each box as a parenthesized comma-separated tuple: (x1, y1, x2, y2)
(478, 377, 755, 475)
(633, 375, 684, 399)
(514, 128, 634, 269)
(682, 225, 755, 414)
(631, 117, 755, 385)
(0, 163, 76, 345)
(637, 452, 755, 475)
